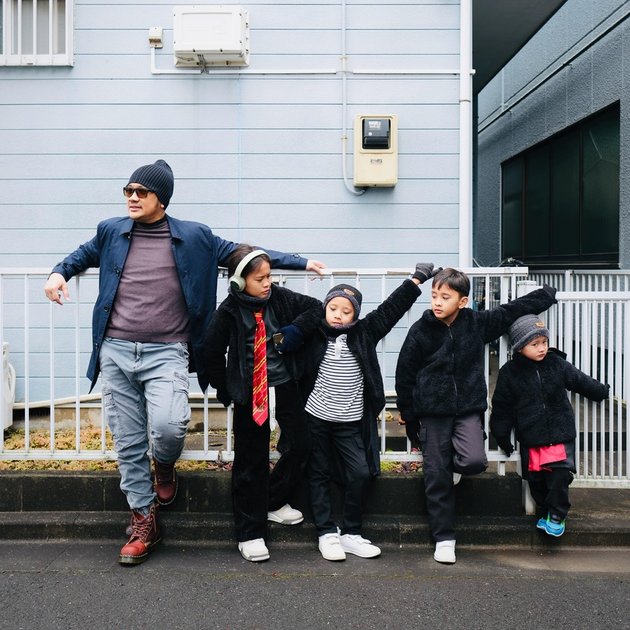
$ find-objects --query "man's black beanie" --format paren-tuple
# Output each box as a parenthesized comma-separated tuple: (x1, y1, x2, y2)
(127, 159, 174, 208)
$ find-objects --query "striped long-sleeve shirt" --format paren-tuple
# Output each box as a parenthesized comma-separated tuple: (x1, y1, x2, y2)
(305, 333, 364, 422)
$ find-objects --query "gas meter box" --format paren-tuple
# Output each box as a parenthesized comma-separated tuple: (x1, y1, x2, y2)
(353, 115, 398, 187)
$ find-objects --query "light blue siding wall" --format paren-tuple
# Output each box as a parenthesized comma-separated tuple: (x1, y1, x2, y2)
(475, 0, 630, 269)
(0, 0, 462, 401)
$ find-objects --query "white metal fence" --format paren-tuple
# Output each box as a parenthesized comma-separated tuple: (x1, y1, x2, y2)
(0, 267, 628, 488)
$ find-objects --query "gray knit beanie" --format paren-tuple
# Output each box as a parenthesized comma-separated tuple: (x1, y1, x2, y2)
(509, 315, 549, 352)
(127, 159, 174, 208)
(324, 284, 362, 320)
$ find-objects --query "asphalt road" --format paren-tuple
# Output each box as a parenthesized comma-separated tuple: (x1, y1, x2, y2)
(1, 541, 629, 629)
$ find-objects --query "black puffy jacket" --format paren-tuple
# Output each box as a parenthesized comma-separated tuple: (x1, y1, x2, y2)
(395, 287, 557, 421)
(490, 349, 609, 447)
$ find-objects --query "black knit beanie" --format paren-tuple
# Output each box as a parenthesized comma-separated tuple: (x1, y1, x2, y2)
(324, 284, 363, 320)
(127, 159, 174, 208)
(509, 315, 549, 352)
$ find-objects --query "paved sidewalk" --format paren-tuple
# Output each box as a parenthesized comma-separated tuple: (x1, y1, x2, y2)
(1, 542, 630, 630)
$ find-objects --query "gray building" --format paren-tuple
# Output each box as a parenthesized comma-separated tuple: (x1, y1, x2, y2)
(476, 0, 629, 271)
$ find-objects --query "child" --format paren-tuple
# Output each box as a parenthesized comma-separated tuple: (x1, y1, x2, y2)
(301, 263, 432, 561)
(395, 269, 557, 564)
(203, 245, 322, 562)
(490, 314, 609, 537)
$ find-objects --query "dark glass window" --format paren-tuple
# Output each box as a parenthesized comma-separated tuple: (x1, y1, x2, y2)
(501, 104, 619, 268)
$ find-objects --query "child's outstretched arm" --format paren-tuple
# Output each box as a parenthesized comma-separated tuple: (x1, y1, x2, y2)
(563, 361, 610, 402)
(360, 263, 439, 343)
(478, 284, 557, 343)
(274, 291, 322, 353)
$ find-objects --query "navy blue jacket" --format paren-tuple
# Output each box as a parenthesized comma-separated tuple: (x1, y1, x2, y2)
(490, 349, 609, 447)
(51, 215, 307, 391)
(395, 287, 557, 421)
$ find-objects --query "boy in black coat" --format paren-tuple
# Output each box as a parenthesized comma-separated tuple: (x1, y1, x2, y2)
(301, 264, 431, 561)
(490, 315, 609, 537)
(395, 269, 557, 563)
(203, 245, 322, 562)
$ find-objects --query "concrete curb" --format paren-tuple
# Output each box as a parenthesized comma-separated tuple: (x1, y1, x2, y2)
(1, 471, 629, 548)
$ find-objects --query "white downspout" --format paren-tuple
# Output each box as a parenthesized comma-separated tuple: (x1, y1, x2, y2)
(458, 0, 473, 267)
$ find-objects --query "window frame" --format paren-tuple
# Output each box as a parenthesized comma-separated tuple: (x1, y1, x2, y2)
(0, 0, 73, 66)
(500, 103, 620, 270)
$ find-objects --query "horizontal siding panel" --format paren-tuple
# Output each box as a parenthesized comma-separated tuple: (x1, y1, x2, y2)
(213, 227, 457, 253)
(1, 77, 458, 105)
(0, 203, 458, 230)
(1, 227, 457, 257)
(0, 162, 458, 203)
(0, 102, 459, 131)
(0, 126, 458, 156)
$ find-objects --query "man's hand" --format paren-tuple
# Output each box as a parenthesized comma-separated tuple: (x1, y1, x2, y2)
(306, 260, 326, 276)
(44, 273, 70, 305)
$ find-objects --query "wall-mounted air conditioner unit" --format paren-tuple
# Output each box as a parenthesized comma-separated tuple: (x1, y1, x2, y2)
(173, 5, 250, 67)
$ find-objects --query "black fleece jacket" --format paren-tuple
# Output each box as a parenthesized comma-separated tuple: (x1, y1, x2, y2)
(302, 278, 422, 476)
(203, 285, 321, 405)
(490, 349, 609, 447)
(395, 286, 557, 421)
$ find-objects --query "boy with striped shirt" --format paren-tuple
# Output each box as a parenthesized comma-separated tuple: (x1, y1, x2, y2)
(301, 264, 435, 561)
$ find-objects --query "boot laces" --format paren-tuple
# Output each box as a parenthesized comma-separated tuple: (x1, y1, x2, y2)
(131, 510, 154, 541)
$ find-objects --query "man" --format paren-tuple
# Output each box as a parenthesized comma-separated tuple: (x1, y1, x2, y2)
(43, 159, 325, 565)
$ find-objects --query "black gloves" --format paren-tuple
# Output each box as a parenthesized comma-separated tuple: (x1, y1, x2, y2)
(274, 324, 304, 354)
(215, 388, 232, 408)
(542, 284, 557, 301)
(412, 262, 442, 284)
(496, 437, 514, 457)
(403, 416, 421, 445)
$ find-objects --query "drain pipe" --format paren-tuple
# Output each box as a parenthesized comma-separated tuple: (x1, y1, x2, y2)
(341, 0, 366, 196)
(458, 0, 474, 267)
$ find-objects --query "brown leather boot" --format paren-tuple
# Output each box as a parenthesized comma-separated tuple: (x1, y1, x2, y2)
(153, 457, 178, 505)
(119, 504, 161, 565)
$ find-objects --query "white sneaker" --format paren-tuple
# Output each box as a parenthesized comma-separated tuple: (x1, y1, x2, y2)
(434, 540, 456, 564)
(318, 532, 346, 561)
(340, 534, 381, 558)
(238, 538, 270, 562)
(267, 504, 304, 525)
(453, 472, 462, 486)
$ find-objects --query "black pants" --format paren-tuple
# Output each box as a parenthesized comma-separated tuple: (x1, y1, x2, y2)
(521, 442, 575, 520)
(528, 469, 573, 520)
(419, 413, 488, 542)
(232, 381, 309, 542)
(307, 414, 370, 536)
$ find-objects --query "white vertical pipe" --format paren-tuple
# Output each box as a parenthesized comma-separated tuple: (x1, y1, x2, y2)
(458, 0, 473, 267)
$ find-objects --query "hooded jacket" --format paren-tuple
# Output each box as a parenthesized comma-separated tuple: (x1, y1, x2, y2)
(490, 348, 609, 447)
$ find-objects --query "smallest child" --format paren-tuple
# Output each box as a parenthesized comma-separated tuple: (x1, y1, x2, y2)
(490, 314, 609, 537)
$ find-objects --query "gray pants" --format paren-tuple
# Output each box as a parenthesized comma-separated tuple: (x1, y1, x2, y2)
(419, 413, 488, 542)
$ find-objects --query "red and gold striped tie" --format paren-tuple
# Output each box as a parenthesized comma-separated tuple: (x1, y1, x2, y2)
(252, 310, 268, 425)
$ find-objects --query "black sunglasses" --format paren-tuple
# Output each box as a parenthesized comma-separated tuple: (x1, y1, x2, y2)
(123, 186, 153, 199)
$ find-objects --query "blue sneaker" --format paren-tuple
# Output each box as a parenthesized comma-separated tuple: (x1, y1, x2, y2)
(536, 517, 547, 532)
(543, 514, 565, 537)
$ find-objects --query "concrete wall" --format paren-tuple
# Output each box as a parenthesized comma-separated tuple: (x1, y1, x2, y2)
(475, 0, 630, 269)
